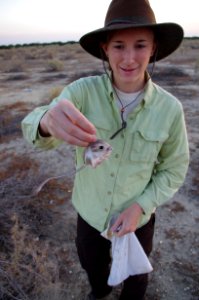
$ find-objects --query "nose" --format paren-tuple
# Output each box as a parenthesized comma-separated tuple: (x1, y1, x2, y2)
(123, 48, 136, 63)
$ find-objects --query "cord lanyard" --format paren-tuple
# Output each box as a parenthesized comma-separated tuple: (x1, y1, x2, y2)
(110, 108, 127, 139)
(110, 88, 144, 140)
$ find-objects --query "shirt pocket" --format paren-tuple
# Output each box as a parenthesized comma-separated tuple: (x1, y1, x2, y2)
(126, 130, 168, 163)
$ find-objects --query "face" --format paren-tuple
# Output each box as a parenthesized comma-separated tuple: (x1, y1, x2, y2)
(102, 27, 155, 92)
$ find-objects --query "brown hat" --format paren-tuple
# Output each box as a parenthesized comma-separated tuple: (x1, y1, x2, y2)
(80, 0, 184, 62)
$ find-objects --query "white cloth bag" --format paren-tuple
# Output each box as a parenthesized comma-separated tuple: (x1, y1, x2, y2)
(101, 230, 153, 286)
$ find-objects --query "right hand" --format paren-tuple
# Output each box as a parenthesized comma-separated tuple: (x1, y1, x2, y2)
(39, 99, 97, 147)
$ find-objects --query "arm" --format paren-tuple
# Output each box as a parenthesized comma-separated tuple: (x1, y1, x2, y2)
(137, 105, 189, 214)
(22, 89, 96, 149)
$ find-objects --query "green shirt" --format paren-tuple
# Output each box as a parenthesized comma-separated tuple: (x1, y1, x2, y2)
(21, 74, 189, 231)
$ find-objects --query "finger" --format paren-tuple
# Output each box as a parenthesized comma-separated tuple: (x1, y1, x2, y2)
(52, 112, 96, 143)
(61, 132, 92, 147)
(51, 125, 91, 147)
(65, 117, 96, 143)
(61, 101, 96, 134)
(111, 217, 123, 233)
(115, 227, 124, 237)
(48, 109, 96, 145)
(113, 223, 130, 237)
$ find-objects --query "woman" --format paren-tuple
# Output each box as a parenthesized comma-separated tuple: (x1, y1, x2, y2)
(22, 0, 189, 299)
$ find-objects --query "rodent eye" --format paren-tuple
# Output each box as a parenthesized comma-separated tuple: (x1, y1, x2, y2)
(99, 145, 104, 150)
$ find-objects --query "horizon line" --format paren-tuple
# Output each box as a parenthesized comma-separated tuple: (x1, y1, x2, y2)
(1, 36, 199, 47)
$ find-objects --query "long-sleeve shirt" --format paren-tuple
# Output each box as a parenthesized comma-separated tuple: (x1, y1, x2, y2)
(21, 74, 189, 232)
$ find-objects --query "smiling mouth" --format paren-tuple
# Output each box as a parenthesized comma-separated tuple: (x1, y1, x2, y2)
(121, 67, 137, 72)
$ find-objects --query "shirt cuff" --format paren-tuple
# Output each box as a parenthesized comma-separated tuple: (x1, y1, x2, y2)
(136, 194, 156, 216)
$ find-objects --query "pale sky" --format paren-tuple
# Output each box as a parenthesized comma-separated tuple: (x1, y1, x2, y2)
(0, 0, 198, 45)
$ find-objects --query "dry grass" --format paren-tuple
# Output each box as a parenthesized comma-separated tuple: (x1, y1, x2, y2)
(0, 146, 75, 299)
(0, 210, 68, 299)
(0, 43, 82, 74)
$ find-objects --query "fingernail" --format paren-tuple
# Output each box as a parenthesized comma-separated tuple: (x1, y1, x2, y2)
(91, 135, 97, 141)
(115, 225, 122, 232)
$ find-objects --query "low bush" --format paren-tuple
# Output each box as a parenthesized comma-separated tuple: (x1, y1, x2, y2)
(45, 60, 64, 72)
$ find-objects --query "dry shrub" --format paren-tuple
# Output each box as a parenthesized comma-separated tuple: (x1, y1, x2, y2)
(0, 173, 74, 300)
(23, 49, 38, 60)
(0, 48, 28, 72)
(70, 70, 103, 82)
(0, 212, 62, 299)
(45, 59, 64, 72)
(18, 46, 52, 61)
(37, 48, 54, 60)
(39, 85, 63, 105)
(0, 102, 32, 143)
(0, 48, 16, 60)
(48, 86, 63, 101)
(4, 57, 27, 73)
(194, 58, 199, 78)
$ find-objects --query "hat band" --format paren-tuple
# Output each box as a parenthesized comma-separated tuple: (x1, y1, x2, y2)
(106, 17, 156, 27)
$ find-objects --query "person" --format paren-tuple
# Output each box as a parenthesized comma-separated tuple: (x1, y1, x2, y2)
(21, 0, 189, 299)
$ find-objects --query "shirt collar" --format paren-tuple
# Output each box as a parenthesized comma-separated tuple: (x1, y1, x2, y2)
(143, 75, 155, 108)
(105, 71, 115, 101)
(105, 71, 155, 106)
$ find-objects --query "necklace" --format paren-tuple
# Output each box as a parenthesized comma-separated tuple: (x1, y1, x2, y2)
(110, 86, 144, 139)
(101, 50, 156, 140)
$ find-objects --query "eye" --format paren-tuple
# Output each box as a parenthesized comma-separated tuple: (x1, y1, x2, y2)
(136, 44, 146, 49)
(114, 44, 124, 50)
(98, 145, 104, 150)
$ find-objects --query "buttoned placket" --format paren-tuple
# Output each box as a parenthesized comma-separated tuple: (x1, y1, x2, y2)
(102, 99, 146, 229)
(100, 93, 128, 228)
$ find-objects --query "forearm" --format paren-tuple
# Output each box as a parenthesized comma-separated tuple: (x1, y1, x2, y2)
(136, 152, 189, 215)
(136, 102, 190, 214)
(21, 105, 61, 150)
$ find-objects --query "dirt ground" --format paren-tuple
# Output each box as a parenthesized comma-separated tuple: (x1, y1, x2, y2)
(0, 40, 198, 300)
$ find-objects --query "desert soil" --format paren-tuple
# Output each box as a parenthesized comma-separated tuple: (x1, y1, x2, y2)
(0, 40, 198, 300)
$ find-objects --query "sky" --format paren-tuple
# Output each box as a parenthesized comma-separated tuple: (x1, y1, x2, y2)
(0, 0, 199, 46)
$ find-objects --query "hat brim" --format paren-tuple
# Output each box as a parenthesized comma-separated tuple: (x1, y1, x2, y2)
(79, 23, 184, 63)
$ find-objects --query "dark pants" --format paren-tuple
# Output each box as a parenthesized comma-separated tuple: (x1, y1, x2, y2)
(76, 214, 155, 300)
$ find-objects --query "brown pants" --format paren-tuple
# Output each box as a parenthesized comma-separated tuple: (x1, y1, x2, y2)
(76, 214, 155, 300)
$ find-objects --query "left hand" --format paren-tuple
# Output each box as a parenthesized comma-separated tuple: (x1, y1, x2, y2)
(110, 203, 143, 237)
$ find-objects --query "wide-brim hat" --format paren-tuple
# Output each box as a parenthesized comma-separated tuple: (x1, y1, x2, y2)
(80, 0, 184, 63)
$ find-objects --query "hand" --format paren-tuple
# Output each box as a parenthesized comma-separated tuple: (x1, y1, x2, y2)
(110, 203, 143, 237)
(39, 99, 97, 147)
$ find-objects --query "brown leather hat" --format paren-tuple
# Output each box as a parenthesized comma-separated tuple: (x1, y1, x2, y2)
(80, 0, 184, 62)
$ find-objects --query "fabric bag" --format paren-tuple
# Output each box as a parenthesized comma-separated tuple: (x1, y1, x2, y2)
(101, 225, 153, 286)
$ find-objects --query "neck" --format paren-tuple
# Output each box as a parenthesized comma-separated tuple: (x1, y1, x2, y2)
(112, 75, 146, 93)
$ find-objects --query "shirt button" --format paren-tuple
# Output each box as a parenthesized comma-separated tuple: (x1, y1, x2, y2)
(110, 173, 114, 177)
(121, 133, 125, 138)
(115, 154, 119, 159)
(107, 191, 112, 195)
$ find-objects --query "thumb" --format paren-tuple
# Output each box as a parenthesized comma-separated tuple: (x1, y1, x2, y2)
(110, 217, 123, 233)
